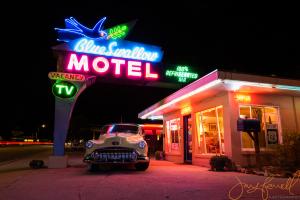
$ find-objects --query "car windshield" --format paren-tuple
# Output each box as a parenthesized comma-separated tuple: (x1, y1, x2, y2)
(100, 125, 139, 134)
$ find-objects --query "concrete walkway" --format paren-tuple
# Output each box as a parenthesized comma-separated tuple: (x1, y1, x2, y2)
(0, 153, 299, 200)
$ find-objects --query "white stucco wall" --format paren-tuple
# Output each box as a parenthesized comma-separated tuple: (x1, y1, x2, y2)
(162, 91, 300, 167)
(228, 92, 300, 166)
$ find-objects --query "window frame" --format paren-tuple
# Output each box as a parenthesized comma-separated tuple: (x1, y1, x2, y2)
(239, 104, 282, 151)
(166, 118, 181, 153)
(196, 105, 224, 155)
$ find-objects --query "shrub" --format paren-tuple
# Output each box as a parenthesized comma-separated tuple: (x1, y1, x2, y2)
(272, 132, 300, 172)
(155, 151, 164, 160)
(209, 155, 232, 171)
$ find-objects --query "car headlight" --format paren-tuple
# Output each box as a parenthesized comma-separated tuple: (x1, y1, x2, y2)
(138, 141, 146, 149)
(85, 141, 93, 149)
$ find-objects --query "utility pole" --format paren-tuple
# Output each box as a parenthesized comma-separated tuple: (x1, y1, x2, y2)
(36, 127, 39, 141)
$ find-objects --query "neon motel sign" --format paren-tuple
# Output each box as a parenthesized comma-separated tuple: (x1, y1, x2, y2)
(71, 38, 162, 62)
(66, 53, 159, 79)
(55, 17, 163, 80)
(48, 72, 85, 82)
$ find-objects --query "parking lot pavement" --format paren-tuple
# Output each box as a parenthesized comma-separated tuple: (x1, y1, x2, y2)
(0, 154, 299, 200)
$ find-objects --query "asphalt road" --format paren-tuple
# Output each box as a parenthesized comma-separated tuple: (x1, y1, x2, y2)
(0, 153, 299, 200)
(0, 145, 52, 164)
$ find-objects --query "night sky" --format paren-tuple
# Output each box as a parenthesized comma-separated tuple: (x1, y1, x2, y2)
(1, 1, 300, 137)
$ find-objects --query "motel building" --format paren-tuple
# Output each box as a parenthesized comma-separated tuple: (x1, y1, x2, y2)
(138, 70, 300, 167)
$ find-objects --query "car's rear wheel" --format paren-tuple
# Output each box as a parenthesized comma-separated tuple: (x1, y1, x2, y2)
(135, 162, 149, 171)
(87, 164, 99, 172)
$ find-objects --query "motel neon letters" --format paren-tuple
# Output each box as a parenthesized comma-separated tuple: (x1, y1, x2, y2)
(66, 53, 159, 79)
(72, 38, 162, 63)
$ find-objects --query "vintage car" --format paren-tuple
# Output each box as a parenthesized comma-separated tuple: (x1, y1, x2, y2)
(83, 123, 150, 171)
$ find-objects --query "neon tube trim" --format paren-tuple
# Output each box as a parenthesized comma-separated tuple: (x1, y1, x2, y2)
(275, 85, 300, 91)
(55, 17, 107, 42)
(71, 38, 162, 62)
(223, 80, 274, 89)
(141, 79, 222, 119)
(141, 74, 300, 119)
(149, 115, 163, 120)
(66, 53, 159, 80)
(107, 25, 128, 40)
(223, 80, 300, 91)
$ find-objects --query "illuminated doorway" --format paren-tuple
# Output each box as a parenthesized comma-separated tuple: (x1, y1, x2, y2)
(184, 115, 192, 163)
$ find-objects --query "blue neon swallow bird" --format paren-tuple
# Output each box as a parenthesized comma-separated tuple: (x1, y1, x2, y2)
(55, 17, 107, 42)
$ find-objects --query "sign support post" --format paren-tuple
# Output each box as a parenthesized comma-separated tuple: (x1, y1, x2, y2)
(49, 75, 96, 168)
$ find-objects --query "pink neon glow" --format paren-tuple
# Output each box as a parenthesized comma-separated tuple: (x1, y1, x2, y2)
(111, 58, 125, 75)
(128, 61, 142, 77)
(65, 53, 159, 80)
(92, 57, 109, 73)
(145, 63, 158, 79)
(67, 54, 89, 72)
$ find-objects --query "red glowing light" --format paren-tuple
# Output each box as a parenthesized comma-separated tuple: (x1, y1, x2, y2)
(145, 63, 158, 79)
(0, 141, 53, 145)
(140, 124, 163, 129)
(92, 56, 109, 73)
(111, 58, 125, 75)
(128, 61, 142, 77)
(67, 54, 89, 72)
(235, 94, 251, 102)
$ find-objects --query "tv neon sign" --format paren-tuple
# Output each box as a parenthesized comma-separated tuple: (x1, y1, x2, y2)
(52, 81, 78, 98)
(165, 66, 198, 83)
(70, 38, 163, 62)
(66, 53, 159, 79)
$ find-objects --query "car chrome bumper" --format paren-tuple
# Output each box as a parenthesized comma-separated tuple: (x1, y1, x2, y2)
(83, 149, 149, 164)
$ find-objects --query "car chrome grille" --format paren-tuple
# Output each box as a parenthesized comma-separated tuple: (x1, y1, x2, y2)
(91, 147, 137, 162)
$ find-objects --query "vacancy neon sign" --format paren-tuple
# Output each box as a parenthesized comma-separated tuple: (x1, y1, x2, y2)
(66, 53, 159, 79)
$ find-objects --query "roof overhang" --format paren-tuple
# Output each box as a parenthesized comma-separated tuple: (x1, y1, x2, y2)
(138, 69, 300, 119)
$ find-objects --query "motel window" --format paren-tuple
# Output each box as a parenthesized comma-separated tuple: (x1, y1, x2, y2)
(165, 118, 180, 153)
(196, 106, 224, 154)
(239, 105, 281, 150)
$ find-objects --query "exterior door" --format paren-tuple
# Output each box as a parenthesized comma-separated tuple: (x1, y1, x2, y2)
(184, 115, 192, 162)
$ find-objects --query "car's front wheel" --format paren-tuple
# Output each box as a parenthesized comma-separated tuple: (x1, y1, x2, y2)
(135, 162, 149, 171)
(87, 163, 99, 172)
